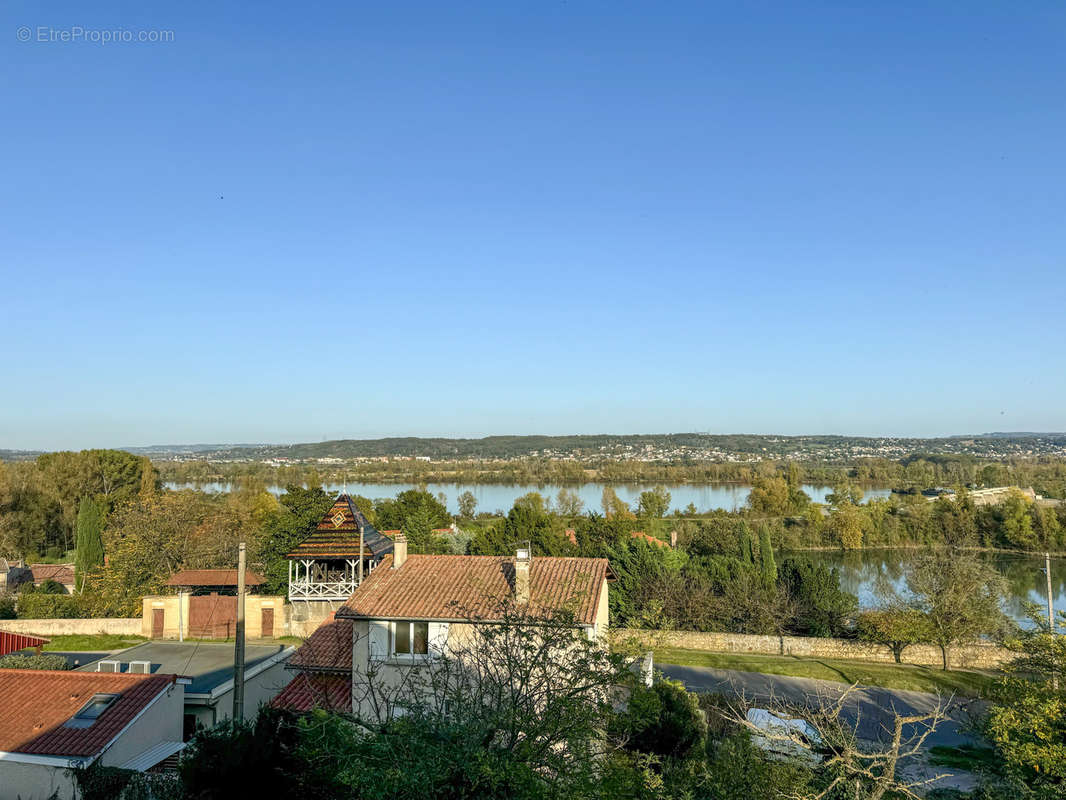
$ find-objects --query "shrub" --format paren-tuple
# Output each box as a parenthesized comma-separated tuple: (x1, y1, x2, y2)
(614, 678, 707, 762)
(0, 653, 68, 670)
(0, 592, 15, 619)
(17, 592, 92, 618)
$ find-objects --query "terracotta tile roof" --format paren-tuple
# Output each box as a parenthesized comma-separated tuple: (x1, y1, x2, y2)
(337, 554, 609, 626)
(630, 531, 669, 548)
(286, 495, 394, 561)
(30, 564, 75, 585)
(0, 670, 175, 757)
(287, 618, 353, 673)
(164, 569, 265, 587)
(271, 673, 351, 713)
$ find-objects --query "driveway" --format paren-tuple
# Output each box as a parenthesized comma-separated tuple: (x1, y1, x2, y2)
(659, 663, 987, 750)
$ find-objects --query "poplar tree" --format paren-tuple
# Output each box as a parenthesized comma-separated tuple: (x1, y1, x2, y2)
(74, 496, 105, 592)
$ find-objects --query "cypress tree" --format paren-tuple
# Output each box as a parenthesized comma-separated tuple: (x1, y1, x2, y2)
(759, 524, 777, 583)
(738, 521, 754, 565)
(74, 496, 105, 592)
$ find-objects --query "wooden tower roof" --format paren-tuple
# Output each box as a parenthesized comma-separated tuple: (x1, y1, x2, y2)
(285, 494, 394, 561)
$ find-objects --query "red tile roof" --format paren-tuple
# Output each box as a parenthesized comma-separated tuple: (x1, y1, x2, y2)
(287, 618, 353, 673)
(630, 531, 669, 548)
(30, 564, 75, 586)
(271, 673, 351, 713)
(164, 569, 265, 587)
(337, 555, 609, 626)
(0, 631, 50, 657)
(0, 670, 175, 757)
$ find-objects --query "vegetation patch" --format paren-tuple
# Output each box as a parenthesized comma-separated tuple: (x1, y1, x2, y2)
(41, 633, 147, 652)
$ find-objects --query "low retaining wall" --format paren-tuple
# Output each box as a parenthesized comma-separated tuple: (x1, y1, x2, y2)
(616, 628, 1013, 670)
(0, 618, 142, 637)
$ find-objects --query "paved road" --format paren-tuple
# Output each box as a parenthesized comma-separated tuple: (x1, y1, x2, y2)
(660, 663, 987, 750)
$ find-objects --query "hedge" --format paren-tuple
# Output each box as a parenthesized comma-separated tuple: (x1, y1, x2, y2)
(0, 653, 69, 670)
(17, 593, 94, 619)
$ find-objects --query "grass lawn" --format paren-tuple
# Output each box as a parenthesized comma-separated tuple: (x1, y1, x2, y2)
(655, 647, 997, 696)
(41, 634, 148, 652)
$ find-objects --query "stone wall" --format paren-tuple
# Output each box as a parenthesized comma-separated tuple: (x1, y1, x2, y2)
(615, 628, 1013, 670)
(0, 617, 142, 637)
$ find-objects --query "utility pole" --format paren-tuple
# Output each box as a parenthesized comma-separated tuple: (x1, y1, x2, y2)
(177, 590, 184, 642)
(358, 523, 365, 585)
(233, 542, 246, 722)
(1046, 552, 1056, 634)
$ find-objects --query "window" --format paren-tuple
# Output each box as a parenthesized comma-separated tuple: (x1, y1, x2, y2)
(392, 621, 429, 656)
(65, 693, 119, 729)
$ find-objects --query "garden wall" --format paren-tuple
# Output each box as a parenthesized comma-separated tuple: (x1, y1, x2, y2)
(0, 618, 142, 637)
(615, 628, 1013, 670)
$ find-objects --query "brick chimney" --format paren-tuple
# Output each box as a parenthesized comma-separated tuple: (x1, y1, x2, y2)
(514, 547, 530, 604)
(393, 532, 407, 569)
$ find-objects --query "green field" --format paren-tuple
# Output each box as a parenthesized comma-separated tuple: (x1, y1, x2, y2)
(655, 647, 997, 696)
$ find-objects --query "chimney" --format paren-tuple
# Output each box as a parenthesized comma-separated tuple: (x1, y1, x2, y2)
(392, 532, 407, 569)
(514, 547, 530, 604)
(670, 530, 678, 548)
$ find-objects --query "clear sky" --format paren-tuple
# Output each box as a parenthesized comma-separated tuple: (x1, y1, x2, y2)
(2, 1, 1064, 450)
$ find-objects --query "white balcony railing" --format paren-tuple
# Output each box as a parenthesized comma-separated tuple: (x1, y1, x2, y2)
(288, 579, 357, 601)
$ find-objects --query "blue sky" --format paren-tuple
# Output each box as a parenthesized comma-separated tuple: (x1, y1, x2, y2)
(2, 1, 1064, 449)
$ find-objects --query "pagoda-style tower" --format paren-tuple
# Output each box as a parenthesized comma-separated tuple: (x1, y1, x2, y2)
(286, 495, 393, 624)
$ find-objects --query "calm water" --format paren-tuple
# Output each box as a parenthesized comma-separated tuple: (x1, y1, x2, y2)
(165, 481, 893, 515)
(799, 549, 1065, 628)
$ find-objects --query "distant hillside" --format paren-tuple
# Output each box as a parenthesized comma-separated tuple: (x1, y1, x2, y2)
(0, 449, 42, 461)
(135, 432, 1066, 462)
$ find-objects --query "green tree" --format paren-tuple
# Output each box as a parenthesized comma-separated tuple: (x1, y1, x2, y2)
(555, 488, 584, 517)
(855, 606, 933, 663)
(906, 551, 1008, 669)
(1001, 489, 1037, 549)
(637, 486, 671, 518)
(747, 475, 792, 516)
(778, 558, 857, 637)
(256, 486, 333, 595)
(738, 521, 755, 565)
(601, 486, 633, 519)
(74, 496, 105, 592)
(984, 609, 1066, 799)
(612, 678, 706, 761)
(374, 490, 450, 531)
(457, 490, 478, 519)
(827, 502, 865, 549)
(758, 524, 777, 583)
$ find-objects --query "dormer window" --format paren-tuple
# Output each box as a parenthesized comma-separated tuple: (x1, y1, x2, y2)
(65, 693, 119, 728)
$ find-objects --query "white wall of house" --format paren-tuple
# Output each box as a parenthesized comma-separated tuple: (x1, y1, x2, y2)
(349, 614, 605, 722)
(0, 760, 80, 800)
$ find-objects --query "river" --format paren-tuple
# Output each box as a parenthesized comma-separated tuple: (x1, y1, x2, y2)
(798, 549, 1064, 628)
(164, 480, 893, 514)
